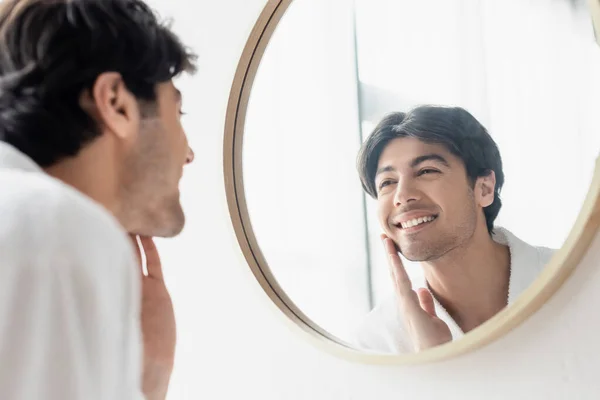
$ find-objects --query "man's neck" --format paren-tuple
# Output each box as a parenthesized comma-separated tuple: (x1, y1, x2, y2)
(44, 137, 122, 218)
(422, 226, 511, 333)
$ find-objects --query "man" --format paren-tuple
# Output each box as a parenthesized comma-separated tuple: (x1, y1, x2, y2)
(354, 105, 554, 353)
(0, 0, 195, 398)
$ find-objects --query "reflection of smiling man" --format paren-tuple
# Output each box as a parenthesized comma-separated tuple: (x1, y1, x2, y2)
(354, 105, 554, 353)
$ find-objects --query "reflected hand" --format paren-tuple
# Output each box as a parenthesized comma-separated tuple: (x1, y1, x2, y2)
(130, 235, 175, 400)
(382, 234, 452, 352)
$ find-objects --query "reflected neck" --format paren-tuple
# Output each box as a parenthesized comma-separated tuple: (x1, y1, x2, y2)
(422, 228, 511, 332)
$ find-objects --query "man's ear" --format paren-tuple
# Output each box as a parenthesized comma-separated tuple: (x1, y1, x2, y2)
(79, 72, 140, 141)
(476, 170, 496, 208)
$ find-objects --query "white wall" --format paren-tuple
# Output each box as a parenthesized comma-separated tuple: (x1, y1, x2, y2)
(148, 0, 600, 398)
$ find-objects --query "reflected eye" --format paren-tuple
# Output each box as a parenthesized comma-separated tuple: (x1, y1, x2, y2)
(418, 168, 439, 176)
(378, 180, 393, 190)
(179, 110, 187, 117)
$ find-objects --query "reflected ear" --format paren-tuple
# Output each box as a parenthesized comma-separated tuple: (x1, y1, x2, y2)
(477, 170, 496, 208)
(81, 72, 140, 141)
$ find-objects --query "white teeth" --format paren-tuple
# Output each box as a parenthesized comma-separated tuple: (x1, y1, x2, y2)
(400, 215, 435, 229)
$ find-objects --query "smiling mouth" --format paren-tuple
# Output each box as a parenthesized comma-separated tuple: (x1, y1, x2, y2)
(395, 215, 438, 230)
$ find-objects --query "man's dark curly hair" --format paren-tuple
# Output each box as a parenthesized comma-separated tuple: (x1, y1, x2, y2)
(0, 0, 197, 167)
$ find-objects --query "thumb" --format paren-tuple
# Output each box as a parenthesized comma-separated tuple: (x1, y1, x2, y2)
(416, 288, 437, 317)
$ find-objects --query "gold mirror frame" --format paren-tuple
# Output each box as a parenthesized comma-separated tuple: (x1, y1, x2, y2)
(224, 0, 600, 364)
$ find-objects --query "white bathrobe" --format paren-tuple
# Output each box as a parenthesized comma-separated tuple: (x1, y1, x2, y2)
(354, 227, 555, 354)
(0, 142, 144, 399)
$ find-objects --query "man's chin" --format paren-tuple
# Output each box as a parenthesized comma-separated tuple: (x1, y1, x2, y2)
(398, 241, 437, 262)
(158, 213, 186, 238)
(401, 251, 427, 262)
(144, 206, 186, 238)
(402, 247, 448, 263)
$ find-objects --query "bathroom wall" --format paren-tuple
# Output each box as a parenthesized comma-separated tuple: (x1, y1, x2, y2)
(148, 0, 600, 398)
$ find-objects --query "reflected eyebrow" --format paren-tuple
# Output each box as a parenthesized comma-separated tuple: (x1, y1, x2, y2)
(375, 153, 450, 178)
(174, 88, 182, 102)
(410, 154, 449, 168)
(375, 165, 395, 177)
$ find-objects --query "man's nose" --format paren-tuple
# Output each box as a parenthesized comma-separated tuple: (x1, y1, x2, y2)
(393, 178, 419, 207)
(186, 147, 194, 164)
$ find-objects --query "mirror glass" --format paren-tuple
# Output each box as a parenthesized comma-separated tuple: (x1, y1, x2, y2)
(242, 0, 600, 354)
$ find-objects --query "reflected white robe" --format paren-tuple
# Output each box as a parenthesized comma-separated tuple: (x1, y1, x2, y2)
(354, 227, 555, 354)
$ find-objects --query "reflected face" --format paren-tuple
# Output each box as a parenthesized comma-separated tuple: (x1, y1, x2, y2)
(375, 137, 489, 261)
(122, 81, 194, 237)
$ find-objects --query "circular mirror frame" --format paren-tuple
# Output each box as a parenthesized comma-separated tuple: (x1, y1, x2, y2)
(224, 0, 600, 364)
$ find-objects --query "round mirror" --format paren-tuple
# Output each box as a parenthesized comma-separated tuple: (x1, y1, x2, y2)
(225, 0, 600, 361)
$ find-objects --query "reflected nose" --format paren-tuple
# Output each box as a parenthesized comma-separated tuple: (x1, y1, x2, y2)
(186, 147, 194, 164)
(393, 178, 419, 207)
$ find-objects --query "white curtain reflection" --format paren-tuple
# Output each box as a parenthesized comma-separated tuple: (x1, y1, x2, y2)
(243, 0, 600, 341)
(244, 0, 369, 340)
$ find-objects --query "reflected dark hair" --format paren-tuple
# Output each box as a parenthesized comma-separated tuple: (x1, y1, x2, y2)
(357, 105, 504, 234)
(0, 0, 197, 166)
